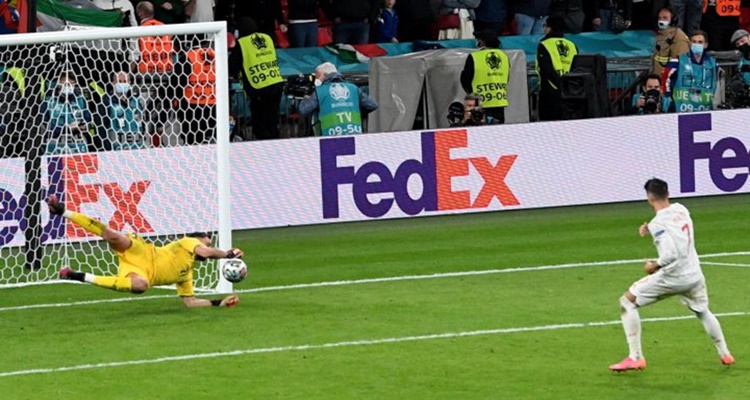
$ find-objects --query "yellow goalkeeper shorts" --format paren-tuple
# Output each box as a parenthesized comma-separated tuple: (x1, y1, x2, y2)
(117, 233, 154, 281)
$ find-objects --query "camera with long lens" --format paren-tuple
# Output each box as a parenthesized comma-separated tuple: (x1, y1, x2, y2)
(723, 78, 750, 109)
(286, 74, 316, 98)
(643, 89, 661, 113)
(447, 101, 486, 127)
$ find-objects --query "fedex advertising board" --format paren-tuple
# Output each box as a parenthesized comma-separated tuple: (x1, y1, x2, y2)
(2, 110, 750, 246)
(232, 110, 750, 229)
(0, 147, 217, 247)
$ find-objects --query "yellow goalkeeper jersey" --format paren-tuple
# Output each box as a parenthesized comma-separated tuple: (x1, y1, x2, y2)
(118, 236, 203, 296)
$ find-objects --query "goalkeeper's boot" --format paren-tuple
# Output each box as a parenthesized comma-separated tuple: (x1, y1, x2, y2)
(47, 195, 65, 216)
(59, 268, 85, 282)
(721, 354, 735, 366)
(609, 357, 647, 372)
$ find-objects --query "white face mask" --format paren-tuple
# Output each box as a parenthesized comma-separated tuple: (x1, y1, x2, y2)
(657, 20, 670, 30)
(314, 78, 322, 87)
(115, 83, 130, 94)
(60, 84, 75, 95)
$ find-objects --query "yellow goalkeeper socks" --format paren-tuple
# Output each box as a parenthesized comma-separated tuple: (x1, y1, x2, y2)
(92, 276, 133, 293)
(63, 211, 106, 236)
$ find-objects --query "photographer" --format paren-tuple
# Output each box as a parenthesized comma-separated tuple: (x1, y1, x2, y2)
(724, 29, 750, 109)
(627, 74, 666, 115)
(447, 94, 495, 127)
(299, 62, 378, 136)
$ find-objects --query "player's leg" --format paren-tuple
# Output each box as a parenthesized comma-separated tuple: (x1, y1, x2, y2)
(61, 267, 149, 294)
(680, 280, 734, 365)
(609, 275, 666, 371)
(47, 195, 132, 252)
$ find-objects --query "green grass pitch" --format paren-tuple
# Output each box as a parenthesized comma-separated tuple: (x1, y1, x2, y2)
(1, 194, 749, 399)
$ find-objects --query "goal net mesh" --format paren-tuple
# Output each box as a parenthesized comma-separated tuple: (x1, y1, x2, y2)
(0, 26, 228, 292)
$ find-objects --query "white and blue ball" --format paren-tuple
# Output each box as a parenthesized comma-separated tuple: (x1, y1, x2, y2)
(222, 259, 247, 283)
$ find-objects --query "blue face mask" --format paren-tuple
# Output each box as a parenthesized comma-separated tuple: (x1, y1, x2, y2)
(60, 84, 74, 95)
(691, 43, 705, 55)
(115, 83, 130, 94)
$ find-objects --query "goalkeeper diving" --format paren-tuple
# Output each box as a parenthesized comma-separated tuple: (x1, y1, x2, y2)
(48, 195, 242, 308)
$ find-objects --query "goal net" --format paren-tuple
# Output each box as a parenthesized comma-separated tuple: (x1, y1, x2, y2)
(0, 22, 233, 293)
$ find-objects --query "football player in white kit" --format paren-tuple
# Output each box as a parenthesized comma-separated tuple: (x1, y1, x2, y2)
(609, 178, 734, 371)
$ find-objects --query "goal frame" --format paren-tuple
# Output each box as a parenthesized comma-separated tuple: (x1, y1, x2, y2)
(0, 22, 234, 293)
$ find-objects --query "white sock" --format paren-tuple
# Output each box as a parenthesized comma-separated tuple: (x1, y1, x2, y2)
(620, 296, 643, 360)
(84, 273, 96, 284)
(697, 310, 731, 356)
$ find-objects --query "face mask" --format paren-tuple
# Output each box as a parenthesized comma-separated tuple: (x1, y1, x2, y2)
(115, 83, 130, 94)
(739, 43, 750, 56)
(476, 41, 482, 48)
(691, 43, 704, 55)
(229, 117, 236, 133)
(657, 20, 670, 30)
(314, 78, 322, 87)
(60, 84, 74, 95)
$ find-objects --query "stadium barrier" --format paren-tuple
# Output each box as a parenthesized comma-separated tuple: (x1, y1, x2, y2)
(3, 108, 749, 236)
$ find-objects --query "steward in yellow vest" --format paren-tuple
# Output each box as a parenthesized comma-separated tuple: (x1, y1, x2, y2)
(460, 29, 509, 124)
(535, 16, 578, 121)
(229, 17, 285, 140)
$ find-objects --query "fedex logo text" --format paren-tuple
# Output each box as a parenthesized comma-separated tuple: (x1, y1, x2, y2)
(320, 130, 519, 219)
(0, 154, 153, 247)
(679, 114, 750, 192)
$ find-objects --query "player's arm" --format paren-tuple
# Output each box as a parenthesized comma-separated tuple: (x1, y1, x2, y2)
(182, 295, 239, 308)
(194, 245, 244, 260)
(646, 223, 678, 273)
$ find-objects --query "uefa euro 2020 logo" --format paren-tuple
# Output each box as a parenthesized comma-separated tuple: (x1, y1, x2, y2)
(252, 34, 268, 50)
(485, 52, 502, 70)
(329, 83, 350, 101)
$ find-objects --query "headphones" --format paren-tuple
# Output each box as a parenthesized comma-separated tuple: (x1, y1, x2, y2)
(659, 7, 678, 27)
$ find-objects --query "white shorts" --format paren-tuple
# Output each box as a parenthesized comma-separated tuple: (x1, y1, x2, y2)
(629, 272, 709, 313)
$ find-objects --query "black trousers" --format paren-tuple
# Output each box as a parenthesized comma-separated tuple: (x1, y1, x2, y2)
(247, 83, 284, 140)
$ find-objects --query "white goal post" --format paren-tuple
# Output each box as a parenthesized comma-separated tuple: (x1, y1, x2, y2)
(0, 22, 233, 293)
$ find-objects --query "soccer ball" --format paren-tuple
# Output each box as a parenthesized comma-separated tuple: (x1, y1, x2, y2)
(222, 259, 247, 283)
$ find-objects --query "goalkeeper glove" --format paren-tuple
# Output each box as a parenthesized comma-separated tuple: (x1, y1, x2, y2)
(226, 248, 244, 259)
(211, 295, 239, 307)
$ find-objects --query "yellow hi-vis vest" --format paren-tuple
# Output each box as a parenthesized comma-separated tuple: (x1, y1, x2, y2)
(536, 37, 578, 89)
(238, 33, 284, 90)
(471, 49, 510, 108)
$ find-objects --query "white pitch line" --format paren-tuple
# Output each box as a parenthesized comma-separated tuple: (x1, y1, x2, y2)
(1, 250, 749, 313)
(0, 311, 746, 379)
(702, 261, 750, 268)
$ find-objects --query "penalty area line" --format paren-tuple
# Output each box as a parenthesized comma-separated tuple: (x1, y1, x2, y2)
(1, 250, 749, 313)
(0, 311, 746, 378)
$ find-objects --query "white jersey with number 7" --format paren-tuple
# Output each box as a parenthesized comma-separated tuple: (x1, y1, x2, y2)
(647, 202, 704, 285)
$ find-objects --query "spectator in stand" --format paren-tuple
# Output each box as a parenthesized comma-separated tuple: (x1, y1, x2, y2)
(663, 30, 718, 113)
(460, 29, 509, 124)
(376, 0, 399, 43)
(96, 71, 147, 151)
(396, 0, 439, 42)
(549, 0, 585, 33)
(174, 37, 217, 145)
(593, 0, 632, 32)
(42, 71, 93, 154)
(473, 0, 505, 36)
(536, 15, 578, 121)
(229, 18, 285, 140)
(701, 0, 740, 51)
(671, 0, 703, 34)
(328, 0, 377, 44)
(437, 0, 479, 40)
(183, 0, 214, 23)
(287, 0, 320, 47)
(234, 0, 287, 42)
(628, 0, 658, 30)
(651, 7, 689, 76)
(151, 0, 185, 23)
(93, 0, 138, 27)
(513, 0, 551, 35)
